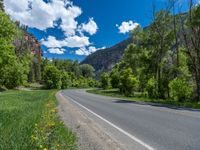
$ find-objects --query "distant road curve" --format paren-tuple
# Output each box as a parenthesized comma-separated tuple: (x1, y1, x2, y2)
(60, 89, 200, 150)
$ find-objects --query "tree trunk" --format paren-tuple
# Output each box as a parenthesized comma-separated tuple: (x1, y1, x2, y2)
(194, 71, 200, 101)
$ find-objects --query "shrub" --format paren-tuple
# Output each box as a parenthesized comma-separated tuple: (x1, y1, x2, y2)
(43, 65, 61, 89)
(88, 78, 100, 87)
(169, 77, 192, 102)
(110, 69, 120, 88)
(61, 72, 72, 89)
(75, 76, 89, 88)
(146, 77, 158, 98)
(119, 68, 139, 96)
(100, 73, 110, 89)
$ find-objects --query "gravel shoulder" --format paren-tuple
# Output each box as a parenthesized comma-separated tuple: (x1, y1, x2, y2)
(56, 91, 124, 150)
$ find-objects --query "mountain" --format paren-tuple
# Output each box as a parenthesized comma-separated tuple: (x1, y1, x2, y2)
(82, 38, 132, 73)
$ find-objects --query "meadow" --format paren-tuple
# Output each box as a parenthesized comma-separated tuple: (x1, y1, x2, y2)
(0, 90, 77, 150)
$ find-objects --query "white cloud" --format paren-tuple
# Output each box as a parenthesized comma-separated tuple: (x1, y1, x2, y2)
(65, 35, 90, 48)
(4, 0, 29, 13)
(4, 0, 83, 35)
(116, 21, 139, 34)
(41, 35, 90, 48)
(4, 0, 99, 56)
(75, 46, 105, 56)
(41, 36, 63, 48)
(48, 48, 65, 54)
(79, 18, 98, 35)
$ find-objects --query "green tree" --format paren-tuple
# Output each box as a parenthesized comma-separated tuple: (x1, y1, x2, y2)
(110, 67, 120, 88)
(71, 60, 81, 77)
(61, 72, 72, 89)
(100, 73, 110, 89)
(0, 11, 28, 88)
(123, 44, 140, 74)
(79, 64, 95, 78)
(0, 0, 3, 11)
(181, 3, 200, 101)
(43, 65, 61, 89)
(149, 10, 174, 98)
(146, 77, 158, 98)
(169, 77, 193, 102)
(119, 68, 139, 96)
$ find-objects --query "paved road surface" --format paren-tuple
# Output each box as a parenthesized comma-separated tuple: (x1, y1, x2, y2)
(61, 89, 200, 150)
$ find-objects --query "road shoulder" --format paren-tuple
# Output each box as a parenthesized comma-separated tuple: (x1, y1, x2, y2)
(56, 91, 124, 150)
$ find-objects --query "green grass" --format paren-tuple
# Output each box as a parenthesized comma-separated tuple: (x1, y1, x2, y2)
(0, 90, 77, 150)
(87, 89, 200, 109)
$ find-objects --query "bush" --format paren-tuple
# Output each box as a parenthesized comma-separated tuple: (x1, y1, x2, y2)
(119, 68, 139, 96)
(100, 73, 110, 89)
(169, 77, 192, 102)
(110, 69, 120, 88)
(43, 65, 61, 89)
(79, 64, 95, 78)
(88, 78, 100, 87)
(146, 77, 158, 98)
(74, 76, 89, 88)
(61, 72, 72, 89)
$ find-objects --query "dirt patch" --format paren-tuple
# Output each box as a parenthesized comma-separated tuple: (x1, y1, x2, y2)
(56, 92, 124, 150)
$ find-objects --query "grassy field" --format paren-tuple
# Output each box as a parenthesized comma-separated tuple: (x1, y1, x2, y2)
(87, 89, 200, 109)
(0, 90, 77, 150)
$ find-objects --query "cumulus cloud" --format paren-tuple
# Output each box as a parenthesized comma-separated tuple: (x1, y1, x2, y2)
(48, 48, 65, 54)
(4, 0, 82, 35)
(4, 0, 99, 55)
(75, 46, 105, 56)
(116, 21, 139, 34)
(41, 35, 90, 48)
(79, 18, 98, 35)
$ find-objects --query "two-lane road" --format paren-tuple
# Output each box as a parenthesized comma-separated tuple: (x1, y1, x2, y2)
(61, 89, 200, 150)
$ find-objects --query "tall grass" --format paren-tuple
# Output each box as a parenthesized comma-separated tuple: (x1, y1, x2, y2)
(0, 90, 77, 150)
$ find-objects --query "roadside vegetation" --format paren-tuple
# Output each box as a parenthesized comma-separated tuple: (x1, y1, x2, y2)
(96, 1, 200, 107)
(0, 90, 77, 150)
(88, 89, 200, 109)
(42, 59, 99, 90)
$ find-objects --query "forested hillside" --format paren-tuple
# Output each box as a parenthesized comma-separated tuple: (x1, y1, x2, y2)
(0, 10, 43, 89)
(82, 38, 132, 73)
(99, 1, 200, 103)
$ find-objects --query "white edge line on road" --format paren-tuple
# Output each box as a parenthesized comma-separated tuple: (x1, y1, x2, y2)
(59, 93, 155, 150)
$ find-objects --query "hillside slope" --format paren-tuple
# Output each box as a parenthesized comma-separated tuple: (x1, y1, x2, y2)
(82, 38, 132, 73)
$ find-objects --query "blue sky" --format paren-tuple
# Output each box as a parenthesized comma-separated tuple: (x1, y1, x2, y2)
(4, 0, 199, 61)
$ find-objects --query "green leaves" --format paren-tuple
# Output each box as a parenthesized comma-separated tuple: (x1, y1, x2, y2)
(43, 65, 62, 89)
(169, 77, 193, 102)
(190, 5, 200, 27)
(0, 11, 28, 89)
(146, 77, 158, 98)
(0, 11, 17, 42)
(119, 68, 139, 96)
(101, 73, 110, 90)
(79, 64, 95, 78)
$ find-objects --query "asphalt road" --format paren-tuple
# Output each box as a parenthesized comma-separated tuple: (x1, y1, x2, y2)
(61, 89, 200, 150)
